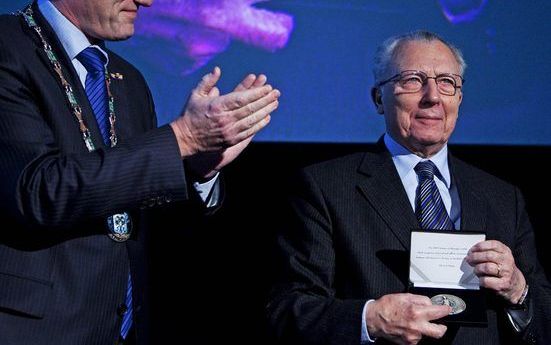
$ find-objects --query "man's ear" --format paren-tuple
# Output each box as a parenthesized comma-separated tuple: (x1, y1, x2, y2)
(371, 87, 384, 114)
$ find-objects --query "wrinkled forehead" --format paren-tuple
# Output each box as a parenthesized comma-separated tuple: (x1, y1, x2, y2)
(389, 40, 462, 76)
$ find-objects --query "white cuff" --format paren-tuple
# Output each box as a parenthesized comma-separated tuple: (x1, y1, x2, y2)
(192, 172, 220, 207)
(361, 299, 377, 344)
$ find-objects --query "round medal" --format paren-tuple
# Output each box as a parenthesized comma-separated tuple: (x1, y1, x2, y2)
(107, 212, 132, 242)
(430, 294, 466, 315)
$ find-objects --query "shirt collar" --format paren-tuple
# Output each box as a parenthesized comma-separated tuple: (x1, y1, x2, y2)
(37, 0, 108, 63)
(384, 133, 452, 188)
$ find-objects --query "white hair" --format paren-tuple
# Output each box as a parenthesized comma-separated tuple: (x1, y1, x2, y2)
(373, 30, 467, 85)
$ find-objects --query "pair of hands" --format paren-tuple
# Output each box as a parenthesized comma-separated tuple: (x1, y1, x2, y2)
(170, 66, 280, 179)
(366, 240, 526, 345)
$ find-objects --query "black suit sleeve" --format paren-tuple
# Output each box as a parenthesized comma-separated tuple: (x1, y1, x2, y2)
(0, 34, 189, 230)
(267, 169, 365, 345)
(511, 187, 551, 344)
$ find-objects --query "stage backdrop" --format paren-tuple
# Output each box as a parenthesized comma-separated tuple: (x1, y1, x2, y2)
(2, 3, 550, 343)
(2, 0, 550, 145)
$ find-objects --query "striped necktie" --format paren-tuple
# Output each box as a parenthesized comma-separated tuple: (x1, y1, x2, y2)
(76, 47, 110, 145)
(76, 47, 133, 340)
(414, 160, 455, 230)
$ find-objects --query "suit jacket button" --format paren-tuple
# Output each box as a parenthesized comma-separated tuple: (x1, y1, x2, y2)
(117, 304, 128, 317)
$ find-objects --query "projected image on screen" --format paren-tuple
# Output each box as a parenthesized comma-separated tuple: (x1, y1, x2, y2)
(438, 0, 488, 23)
(1, 1, 550, 145)
(133, 0, 294, 75)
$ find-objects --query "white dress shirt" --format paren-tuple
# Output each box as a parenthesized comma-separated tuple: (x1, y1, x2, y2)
(361, 133, 460, 343)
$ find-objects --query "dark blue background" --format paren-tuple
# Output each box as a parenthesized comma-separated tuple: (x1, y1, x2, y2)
(3, 0, 550, 145)
(2, 3, 550, 343)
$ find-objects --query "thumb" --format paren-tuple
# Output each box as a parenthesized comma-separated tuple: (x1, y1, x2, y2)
(195, 66, 222, 96)
(208, 86, 220, 97)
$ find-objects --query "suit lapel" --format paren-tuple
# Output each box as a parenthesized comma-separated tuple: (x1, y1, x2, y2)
(355, 144, 491, 249)
(30, 2, 106, 150)
(356, 143, 419, 250)
(450, 155, 488, 234)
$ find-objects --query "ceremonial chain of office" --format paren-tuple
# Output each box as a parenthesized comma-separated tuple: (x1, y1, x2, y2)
(19, 5, 132, 242)
(19, 5, 119, 152)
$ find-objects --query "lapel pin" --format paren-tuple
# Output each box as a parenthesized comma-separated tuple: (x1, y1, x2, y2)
(110, 72, 124, 80)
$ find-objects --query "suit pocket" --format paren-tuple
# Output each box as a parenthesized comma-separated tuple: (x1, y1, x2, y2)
(0, 271, 53, 318)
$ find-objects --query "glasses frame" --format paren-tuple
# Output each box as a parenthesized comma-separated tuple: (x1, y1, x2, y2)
(376, 70, 465, 96)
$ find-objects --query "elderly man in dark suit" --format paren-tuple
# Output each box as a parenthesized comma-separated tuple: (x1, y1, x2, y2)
(267, 31, 550, 345)
(0, 0, 280, 344)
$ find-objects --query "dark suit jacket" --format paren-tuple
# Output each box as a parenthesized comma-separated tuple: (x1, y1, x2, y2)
(267, 143, 551, 344)
(0, 4, 195, 344)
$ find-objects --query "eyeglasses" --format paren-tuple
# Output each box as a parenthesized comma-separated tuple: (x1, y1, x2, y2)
(376, 70, 464, 96)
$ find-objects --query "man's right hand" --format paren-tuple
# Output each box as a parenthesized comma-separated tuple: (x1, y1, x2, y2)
(365, 293, 451, 345)
(170, 66, 279, 160)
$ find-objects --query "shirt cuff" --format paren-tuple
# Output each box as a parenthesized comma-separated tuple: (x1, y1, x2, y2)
(361, 299, 377, 344)
(192, 172, 220, 208)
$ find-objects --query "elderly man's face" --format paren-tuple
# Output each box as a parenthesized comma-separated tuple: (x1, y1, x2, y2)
(54, 0, 153, 41)
(377, 40, 463, 157)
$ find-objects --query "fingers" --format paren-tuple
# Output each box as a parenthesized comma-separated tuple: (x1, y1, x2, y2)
(410, 304, 450, 340)
(202, 88, 279, 148)
(195, 66, 222, 96)
(208, 86, 220, 97)
(232, 92, 279, 138)
(466, 240, 515, 282)
(204, 90, 279, 147)
(216, 85, 274, 111)
(467, 240, 511, 266)
(423, 304, 452, 321)
(252, 74, 267, 87)
(479, 275, 502, 288)
(468, 240, 507, 254)
(367, 293, 449, 344)
(232, 109, 274, 144)
(421, 322, 448, 340)
(406, 293, 433, 306)
(231, 89, 280, 120)
(234, 74, 268, 92)
(467, 240, 527, 303)
(234, 74, 256, 92)
(473, 261, 501, 277)
(467, 251, 501, 266)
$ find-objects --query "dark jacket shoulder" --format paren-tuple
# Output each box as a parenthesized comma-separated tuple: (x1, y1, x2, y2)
(451, 154, 518, 196)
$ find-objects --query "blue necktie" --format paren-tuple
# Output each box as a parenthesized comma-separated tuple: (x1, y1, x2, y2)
(77, 47, 133, 339)
(414, 160, 455, 230)
(76, 47, 110, 145)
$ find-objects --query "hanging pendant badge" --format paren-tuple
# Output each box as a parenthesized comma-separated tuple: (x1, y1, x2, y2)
(107, 212, 132, 242)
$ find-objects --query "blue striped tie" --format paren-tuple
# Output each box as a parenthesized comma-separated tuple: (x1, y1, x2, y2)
(76, 47, 133, 339)
(76, 47, 110, 145)
(414, 160, 455, 230)
(120, 275, 133, 339)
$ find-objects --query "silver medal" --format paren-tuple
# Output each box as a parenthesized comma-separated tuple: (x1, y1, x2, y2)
(107, 212, 132, 242)
(431, 294, 466, 315)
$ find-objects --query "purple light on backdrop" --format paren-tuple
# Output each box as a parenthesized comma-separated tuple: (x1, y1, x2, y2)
(438, 0, 488, 24)
(134, 0, 294, 75)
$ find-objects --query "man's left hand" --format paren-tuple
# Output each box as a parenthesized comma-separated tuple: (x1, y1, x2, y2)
(185, 72, 273, 179)
(467, 240, 527, 304)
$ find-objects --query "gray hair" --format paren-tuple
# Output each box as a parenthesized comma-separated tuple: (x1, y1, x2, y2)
(373, 30, 467, 85)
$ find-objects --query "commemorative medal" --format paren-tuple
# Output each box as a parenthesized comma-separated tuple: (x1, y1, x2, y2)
(431, 294, 466, 315)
